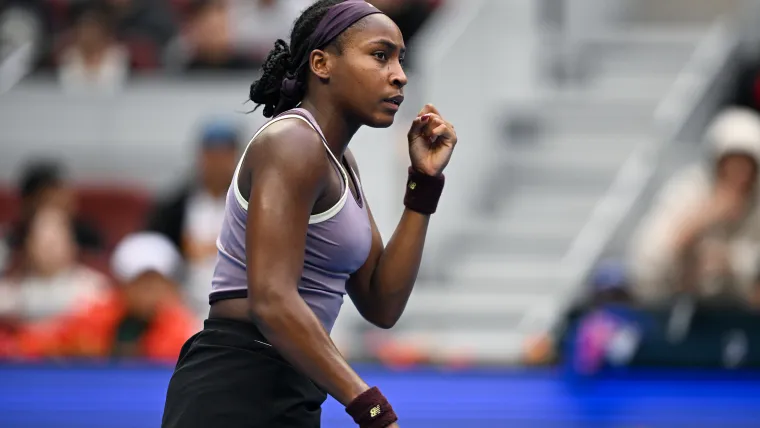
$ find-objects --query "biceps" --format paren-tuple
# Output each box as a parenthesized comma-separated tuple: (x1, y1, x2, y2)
(246, 181, 312, 291)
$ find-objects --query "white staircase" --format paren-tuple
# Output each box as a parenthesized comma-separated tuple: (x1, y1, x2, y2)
(388, 25, 708, 364)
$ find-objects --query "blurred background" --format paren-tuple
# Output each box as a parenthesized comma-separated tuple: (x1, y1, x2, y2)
(3, 0, 760, 426)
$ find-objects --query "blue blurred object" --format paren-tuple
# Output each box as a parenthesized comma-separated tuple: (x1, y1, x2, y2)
(590, 258, 629, 293)
(562, 304, 653, 377)
(1, 363, 760, 428)
(199, 119, 240, 149)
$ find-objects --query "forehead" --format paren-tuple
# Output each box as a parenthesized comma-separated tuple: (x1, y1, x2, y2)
(342, 13, 404, 47)
(720, 153, 757, 165)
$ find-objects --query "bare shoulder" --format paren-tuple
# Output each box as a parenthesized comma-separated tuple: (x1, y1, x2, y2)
(245, 117, 329, 183)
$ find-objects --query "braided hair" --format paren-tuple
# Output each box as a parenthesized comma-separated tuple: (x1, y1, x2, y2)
(249, 0, 346, 118)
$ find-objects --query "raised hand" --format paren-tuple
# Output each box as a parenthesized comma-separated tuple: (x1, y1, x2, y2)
(407, 104, 457, 177)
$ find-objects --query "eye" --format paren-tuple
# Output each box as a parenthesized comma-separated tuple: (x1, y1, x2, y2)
(373, 51, 387, 61)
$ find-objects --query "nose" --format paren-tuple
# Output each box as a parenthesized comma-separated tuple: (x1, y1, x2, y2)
(391, 61, 408, 89)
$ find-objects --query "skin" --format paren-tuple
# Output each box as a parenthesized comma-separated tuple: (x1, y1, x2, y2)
(198, 145, 238, 198)
(671, 153, 758, 292)
(209, 12, 458, 420)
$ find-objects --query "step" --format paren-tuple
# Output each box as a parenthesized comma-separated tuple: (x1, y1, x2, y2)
(449, 255, 566, 284)
(549, 82, 667, 106)
(399, 291, 558, 328)
(507, 140, 639, 171)
(594, 49, 693, 76)
(441, 276, 571, 296)
(497, 186, 601, 219)
(502, 156, 634, 189)
(546, 104, 655, 135)
(438, 231, 580, 260)
(629, 0, 740, 24)
(592, 73, 678, 99)
(467, 233, 574, 258)
(584, 26, 705, 48)
(384, 328, 530, 364)
(461, 217, 588, 241)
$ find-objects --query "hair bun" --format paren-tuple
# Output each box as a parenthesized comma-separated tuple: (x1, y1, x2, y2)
(249, 39, 294, 118)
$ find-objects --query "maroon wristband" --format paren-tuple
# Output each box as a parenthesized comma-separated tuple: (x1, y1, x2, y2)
(403, 167, 445, 215)
(345, 387, 398, 428)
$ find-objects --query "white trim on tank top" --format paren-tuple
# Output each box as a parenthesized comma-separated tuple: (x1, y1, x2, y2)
(232, 114, 350, 224)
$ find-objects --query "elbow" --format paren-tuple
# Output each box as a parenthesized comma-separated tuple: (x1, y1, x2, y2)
(356, 293, 407, 329)
(369, 313, 400, 330)
(373, 320, 397, 330)
(247, 284, 289, 321)
(354, 297, 401, 329)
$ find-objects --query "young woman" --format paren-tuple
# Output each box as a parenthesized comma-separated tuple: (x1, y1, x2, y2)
(161, 1, 458, 427)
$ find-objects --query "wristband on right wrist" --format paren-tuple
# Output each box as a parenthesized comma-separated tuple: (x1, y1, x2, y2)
(345, 386, 398, 428)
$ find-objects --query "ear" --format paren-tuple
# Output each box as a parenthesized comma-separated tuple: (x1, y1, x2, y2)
(309, 49, 333, 80)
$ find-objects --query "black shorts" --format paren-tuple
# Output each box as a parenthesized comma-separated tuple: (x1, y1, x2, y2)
(161, 318, 328, 428)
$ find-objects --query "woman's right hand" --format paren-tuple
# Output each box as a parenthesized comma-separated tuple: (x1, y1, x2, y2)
(708, 184, 748, 224)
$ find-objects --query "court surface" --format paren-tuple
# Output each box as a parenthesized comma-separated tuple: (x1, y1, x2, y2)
(1, 363, 759, 427)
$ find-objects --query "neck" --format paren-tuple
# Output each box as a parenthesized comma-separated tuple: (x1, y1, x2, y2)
(299, 96, 360, 159)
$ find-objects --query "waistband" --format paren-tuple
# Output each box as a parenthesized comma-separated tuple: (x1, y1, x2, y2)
(203, 317, 273, 349)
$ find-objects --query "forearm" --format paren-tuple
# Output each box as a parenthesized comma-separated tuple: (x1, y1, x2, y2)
(671, 211, 714, 255)
(368, 209, 430, 322)
(249, 294, 369, 406)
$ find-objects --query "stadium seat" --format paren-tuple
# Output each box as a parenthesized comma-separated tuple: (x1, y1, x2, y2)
(76, 187, 153, 251)
(0, 188, 20, 230)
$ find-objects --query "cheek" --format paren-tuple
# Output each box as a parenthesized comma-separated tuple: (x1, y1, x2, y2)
(340, 58, 382, 94)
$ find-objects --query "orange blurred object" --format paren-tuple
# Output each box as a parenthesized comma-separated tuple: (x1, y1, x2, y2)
(14, 290, 196, 363)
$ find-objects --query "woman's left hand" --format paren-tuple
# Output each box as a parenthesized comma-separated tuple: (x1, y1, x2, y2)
(407, 104, 457, 176)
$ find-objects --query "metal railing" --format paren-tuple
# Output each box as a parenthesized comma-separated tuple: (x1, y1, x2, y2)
(559, 12, 742, 307)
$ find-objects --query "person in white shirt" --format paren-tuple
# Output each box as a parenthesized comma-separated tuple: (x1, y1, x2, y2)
(630, 107, 760, 307)
(58, 3, 129, 94)
(0, 206, 108, 323)
(146, 119, 241, 316)
(226, 0, 312, 64)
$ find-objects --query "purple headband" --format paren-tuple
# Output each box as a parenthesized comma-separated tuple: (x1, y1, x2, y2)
(277, 1, 383, 113)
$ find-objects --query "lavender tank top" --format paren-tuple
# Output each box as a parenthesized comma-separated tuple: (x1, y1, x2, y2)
(210, 108, 373, 333)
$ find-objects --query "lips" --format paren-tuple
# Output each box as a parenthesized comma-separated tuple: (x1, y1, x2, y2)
(383, 95, 404, 107)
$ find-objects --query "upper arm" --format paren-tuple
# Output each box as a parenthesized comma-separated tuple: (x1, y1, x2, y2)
(343, 150, 385, 292)
(631, 171, 702, 261)
(629, 171, 704, 295)
(244, 121, 329, 303)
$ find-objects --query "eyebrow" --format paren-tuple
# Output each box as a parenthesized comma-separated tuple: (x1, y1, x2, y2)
(369, 38, 406, 55)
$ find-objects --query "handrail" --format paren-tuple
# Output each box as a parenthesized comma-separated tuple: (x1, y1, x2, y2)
(0, 41, 34, 95)
(552, 15, 737, 313)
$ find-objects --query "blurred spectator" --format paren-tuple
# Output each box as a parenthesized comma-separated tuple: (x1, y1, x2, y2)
(147, 119, 241, 315)
(165, 0, 256, 72)
(0, 0, 44, 91)
(225, 0, 311, 64)
(522, 259, 633, 366)
(106, 0, 178, 48)
(148, 119, 240, 260)
(588, 259, 633, 305)
(13, 232, 197, 362)
(57, 2, 129, 93)
(630, 107, 760, 306)
(372, 0, 438, 41)
(372, 0, 441, 68)
(5, 160, 104, 252)
(0, 238, 8, 276)
(0, 206, 109, 325)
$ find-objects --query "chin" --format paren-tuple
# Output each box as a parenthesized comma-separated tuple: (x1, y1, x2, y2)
(366, 112, 396, 128)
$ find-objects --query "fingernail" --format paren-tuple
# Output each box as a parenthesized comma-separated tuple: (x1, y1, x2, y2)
(421, 114, 430, 122)
(429, 136, 437, 143)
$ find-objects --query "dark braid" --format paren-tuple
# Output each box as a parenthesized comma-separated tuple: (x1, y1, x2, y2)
(249, 0, 346, 118)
